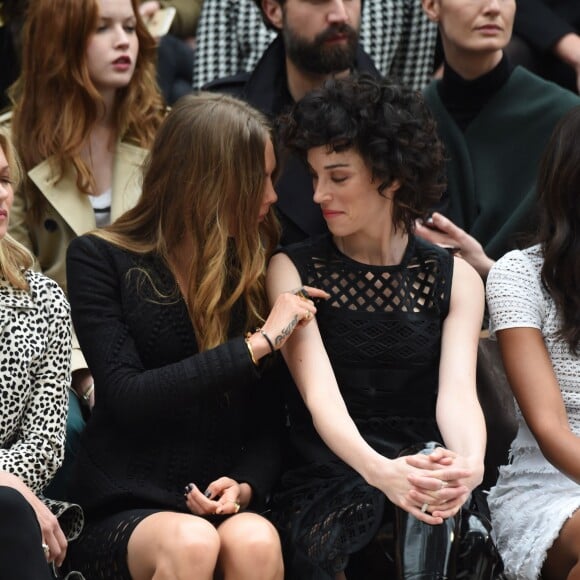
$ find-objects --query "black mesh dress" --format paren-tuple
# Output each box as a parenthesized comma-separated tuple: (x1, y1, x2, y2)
(270, 234, 453, 579)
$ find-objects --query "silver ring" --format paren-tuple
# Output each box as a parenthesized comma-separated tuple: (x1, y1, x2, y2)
(421, 502, 429, 513)
(42, 542, 50, 556)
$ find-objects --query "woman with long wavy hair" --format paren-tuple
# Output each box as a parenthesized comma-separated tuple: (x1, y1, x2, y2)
(486, 105, 580, 579)
(0, 131, 80, 579)
(4, 0, 165, 412)
(64, 92, 327, 580)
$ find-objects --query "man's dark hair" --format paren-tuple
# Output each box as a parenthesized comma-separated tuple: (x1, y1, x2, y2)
(251, 0, 364, 32)
(251, 0, 284, 31)
(277, 74, 446, 233)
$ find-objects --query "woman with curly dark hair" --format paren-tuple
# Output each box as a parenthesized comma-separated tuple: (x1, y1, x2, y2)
(266, 75, 488, 579)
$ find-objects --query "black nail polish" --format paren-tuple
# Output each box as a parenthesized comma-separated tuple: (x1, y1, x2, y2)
(184, 483, 193, 494)
(204, 488, 212, 498)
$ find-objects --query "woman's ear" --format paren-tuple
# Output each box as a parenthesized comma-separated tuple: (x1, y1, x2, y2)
(385, 179, 402, 197)
(377, 178, 401, 199)
(421, 0, 440, 23)
(261, 0, 284, 31)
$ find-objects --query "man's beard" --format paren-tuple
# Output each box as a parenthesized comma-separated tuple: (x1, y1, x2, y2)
(283, 22, 359, 75)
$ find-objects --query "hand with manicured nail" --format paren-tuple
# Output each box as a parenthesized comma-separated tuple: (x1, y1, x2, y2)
(183, 476, 251, 516)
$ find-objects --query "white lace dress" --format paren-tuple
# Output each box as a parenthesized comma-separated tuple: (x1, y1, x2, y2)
(486, 245, 580, 579)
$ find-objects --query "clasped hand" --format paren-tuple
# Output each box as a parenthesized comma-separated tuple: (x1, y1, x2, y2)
(184, 476, 247, 516)
(377, 447, 474, 525)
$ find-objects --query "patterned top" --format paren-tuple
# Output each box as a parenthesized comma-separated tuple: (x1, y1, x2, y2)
(281, 234, 453, 467)
(486, 244, 580, 579)
(192, 0, 438, 90)
(0, 270, 71, 493)
(270, 234, 454, 578)
(487, 245, 580, 456)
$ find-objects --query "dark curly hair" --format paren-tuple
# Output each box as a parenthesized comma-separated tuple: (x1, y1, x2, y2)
(276, 74, 446, 233)
(536, 105, 580, 353)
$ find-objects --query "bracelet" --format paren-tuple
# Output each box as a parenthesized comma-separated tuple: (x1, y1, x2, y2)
(258, 328, 275, 354)
(244, 337, 258, 366)
(81, 382, 94, 403)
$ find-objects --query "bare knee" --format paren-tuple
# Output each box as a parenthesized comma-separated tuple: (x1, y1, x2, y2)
(233, 518, 282, 563)
(218, 514, 283, 579)
(164, 518, 220, 565)
(129, 513, 221, 580)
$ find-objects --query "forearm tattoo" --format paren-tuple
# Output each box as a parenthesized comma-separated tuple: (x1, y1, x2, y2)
(275, 315, 299, 347)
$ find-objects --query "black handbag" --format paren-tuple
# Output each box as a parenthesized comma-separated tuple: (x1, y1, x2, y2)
(455, 489, 504, 580)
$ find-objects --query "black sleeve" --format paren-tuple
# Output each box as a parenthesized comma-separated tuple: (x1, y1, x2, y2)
(513, 0, 576, 52)
(66, 234, 261, 430)
(227, 359, 289, 508)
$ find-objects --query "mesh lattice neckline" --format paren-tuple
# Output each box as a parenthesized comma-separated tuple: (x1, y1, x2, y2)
(311, 236, 446, 315)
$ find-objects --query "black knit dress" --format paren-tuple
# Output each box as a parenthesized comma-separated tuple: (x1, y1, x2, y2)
(270, 234, 453, 579)
(64, 234, 282, 579)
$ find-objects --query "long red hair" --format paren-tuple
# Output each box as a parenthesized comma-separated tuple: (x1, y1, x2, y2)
(10, 0, 165, 220)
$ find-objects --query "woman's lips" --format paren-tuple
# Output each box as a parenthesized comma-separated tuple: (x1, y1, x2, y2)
(477, 25, 502, 34)
(112, 56, 132, 70)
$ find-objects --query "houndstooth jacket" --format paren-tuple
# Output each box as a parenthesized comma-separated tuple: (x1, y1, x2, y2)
(192, 0, 438, 90)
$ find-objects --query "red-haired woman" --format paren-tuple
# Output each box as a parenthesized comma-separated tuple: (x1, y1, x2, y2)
(3, 0, 165, 436)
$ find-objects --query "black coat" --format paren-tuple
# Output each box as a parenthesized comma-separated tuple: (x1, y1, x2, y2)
(204, 36, 382, 246)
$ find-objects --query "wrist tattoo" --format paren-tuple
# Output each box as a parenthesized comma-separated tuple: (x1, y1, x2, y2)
(275, 315, 299, 347)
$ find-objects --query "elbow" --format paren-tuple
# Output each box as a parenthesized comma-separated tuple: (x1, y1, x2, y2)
(532, 422, 572, 470)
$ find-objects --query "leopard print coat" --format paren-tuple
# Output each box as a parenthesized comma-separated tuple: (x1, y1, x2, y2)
(0, 269, 71, 491)
(1, 270, 87, 578)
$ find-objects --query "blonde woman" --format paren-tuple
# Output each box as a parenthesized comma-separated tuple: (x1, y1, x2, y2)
(0, 132, 79, 577)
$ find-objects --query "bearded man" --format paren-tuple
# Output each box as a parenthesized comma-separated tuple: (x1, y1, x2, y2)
(205, 0, 381, 245)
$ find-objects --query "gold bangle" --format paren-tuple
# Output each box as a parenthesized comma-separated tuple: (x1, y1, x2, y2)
(244, 336, 258, 366)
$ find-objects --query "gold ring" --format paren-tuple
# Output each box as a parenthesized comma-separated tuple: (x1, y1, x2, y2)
(305, 311, 312, 320)
(440, 480, 448, 490)
(42, 542, 50, 557)
(421, 502, 429, 513)
(233, 501, 241, 513)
